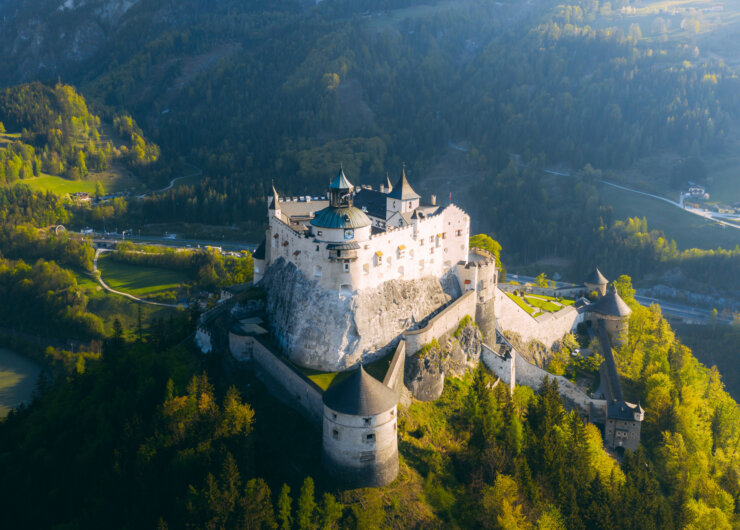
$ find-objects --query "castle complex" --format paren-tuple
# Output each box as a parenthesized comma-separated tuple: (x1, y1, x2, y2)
(213, 167, 644, 486)
(254, 166, 473, 293)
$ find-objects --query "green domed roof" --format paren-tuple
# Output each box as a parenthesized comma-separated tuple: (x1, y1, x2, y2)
(310, 206, 371, 229)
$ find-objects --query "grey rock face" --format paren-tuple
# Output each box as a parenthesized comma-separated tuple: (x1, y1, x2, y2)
(261, 258, 452, 372)
(404, 323, 483, 401)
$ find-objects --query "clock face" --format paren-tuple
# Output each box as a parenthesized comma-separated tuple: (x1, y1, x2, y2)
(344, 229, 354, 240)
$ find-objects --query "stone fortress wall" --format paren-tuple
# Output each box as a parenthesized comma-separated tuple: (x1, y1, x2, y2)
(403, 290, 477, 354)
(494, 287, 584, 349)
(229, 332, 325, 426)
(482, 343, 606, 418)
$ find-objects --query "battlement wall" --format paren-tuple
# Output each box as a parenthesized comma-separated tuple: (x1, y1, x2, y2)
(404, 290, 477, 354)
(494, 288, 582, 349)
(231, 334, 324, 427)
(481, 345, 598, 416)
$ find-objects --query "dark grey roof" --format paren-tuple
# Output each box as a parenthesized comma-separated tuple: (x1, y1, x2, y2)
(354, 188, 387, 219)
(607, 400, 641, 421)
(253, 239, 266, 260)
(326, 242, 360, 250)
(597, 319, 624, 402)
(585, 267, 608, 285)
(323, 365, 398, 415)
(591, 288, 632, 317)
(388, 166, 420, 200)
(310, 206, 371, 229)
(329, 168, 353, 190)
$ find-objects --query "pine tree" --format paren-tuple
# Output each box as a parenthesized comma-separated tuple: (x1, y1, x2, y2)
(318, 493, 343, 529)
(277, 484, 292, 530)
(296, 477, 316, 529)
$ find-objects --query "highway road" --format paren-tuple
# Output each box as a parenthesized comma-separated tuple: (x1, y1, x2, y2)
(89, 232, 258, 252)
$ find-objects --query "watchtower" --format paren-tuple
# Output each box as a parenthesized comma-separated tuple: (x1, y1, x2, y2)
(322, 366, 399, 487)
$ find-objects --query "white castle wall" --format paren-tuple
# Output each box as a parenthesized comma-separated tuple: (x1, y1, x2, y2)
(494, 288, 582, 348)
(230, 334, 324, 426)
(266, 203, 470, 293)
(322, 404, 399, 487)
(403, 290, 477, 355)
(481, 344, 603, 416)
(382, 341, 407, 398)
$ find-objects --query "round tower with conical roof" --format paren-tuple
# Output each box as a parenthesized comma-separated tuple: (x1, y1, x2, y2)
(322, 365, 399, 487)
(584, 267, 609, 297)
(589, 286, 632, 347)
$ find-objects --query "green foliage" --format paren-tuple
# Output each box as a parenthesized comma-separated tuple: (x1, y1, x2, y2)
(0, 257, 103, 338)
(417, 338, 440, 358)
(0, 83, 158, 185)
(296, 476, 317, 530)
(277, 484, 292, 530)
(454, 315, 475, 338)
(111, 243, 254, 290)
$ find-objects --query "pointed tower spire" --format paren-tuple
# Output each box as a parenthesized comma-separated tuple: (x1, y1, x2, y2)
(385, 172, 392, 193)
(269, 182, 280, 211)
(388, 163, 420, 200)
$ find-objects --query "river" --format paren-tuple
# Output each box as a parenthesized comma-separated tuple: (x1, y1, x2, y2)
(0, 348, 42, 418)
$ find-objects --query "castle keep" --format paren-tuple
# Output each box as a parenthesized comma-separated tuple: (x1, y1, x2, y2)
(255, 166, 472, 293)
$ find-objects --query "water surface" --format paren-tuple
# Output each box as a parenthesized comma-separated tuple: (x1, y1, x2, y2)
(0, 348, 42, 418)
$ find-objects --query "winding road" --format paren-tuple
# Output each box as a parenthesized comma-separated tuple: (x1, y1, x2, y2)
(92, 249, 180, 308)
(135, 164, 203, 199)
(598, 179, 740, 230)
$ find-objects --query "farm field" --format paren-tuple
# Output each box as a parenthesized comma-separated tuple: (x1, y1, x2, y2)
(600, 183, 739, 250)
(96, 253, 190, 299)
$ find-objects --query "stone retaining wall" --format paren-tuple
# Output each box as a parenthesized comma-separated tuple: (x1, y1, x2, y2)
(230, 334, 324, 427)
(403, 290, 477, 354)
(494, 288, 582, 349)
(481, 344, 600, 417)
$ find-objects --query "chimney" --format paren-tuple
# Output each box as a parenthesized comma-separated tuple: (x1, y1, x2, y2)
(430, 194, 437, 206)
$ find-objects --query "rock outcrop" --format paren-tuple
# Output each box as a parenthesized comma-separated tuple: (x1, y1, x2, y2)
(260, 258, 454, 371)
(404, 323, 484, 401)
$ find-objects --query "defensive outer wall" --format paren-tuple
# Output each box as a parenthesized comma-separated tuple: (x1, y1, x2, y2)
(403, 290, 477, 354)
(494, 287, 584, 349)
(482, 342, 607, 421)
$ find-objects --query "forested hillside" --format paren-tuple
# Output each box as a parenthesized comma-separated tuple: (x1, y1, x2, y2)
(0, 280, 737, 528)
(0, 82, 159, 187)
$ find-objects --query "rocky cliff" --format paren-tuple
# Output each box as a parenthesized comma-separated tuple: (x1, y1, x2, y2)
(404, 323, 484, 401)
(260, 258, 457, 371)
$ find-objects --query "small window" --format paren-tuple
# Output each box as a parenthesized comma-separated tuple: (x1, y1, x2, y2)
(364, 417, 372, 426)
(316, 245, 319, 251)
(332, 429, 340, 440)
(343, 263, 350, 272)
(332, 413, 337, 420)
(317, 230, 323, 236)
(366, 433, 375, 442)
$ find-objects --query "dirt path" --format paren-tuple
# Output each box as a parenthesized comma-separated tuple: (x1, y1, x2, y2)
(93, 249, 180, 308)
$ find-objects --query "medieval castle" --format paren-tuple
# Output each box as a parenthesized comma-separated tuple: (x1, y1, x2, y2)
(201, 167, 644, 487)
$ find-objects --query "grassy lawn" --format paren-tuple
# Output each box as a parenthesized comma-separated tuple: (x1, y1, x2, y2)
(16, 166, 140, 195)
(506, 292, 537, 315)
(97, 253, 190, 299)
(301, 350, 395, 391)
(524, 295, 562, 313)
(600, 183, 740, 250)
